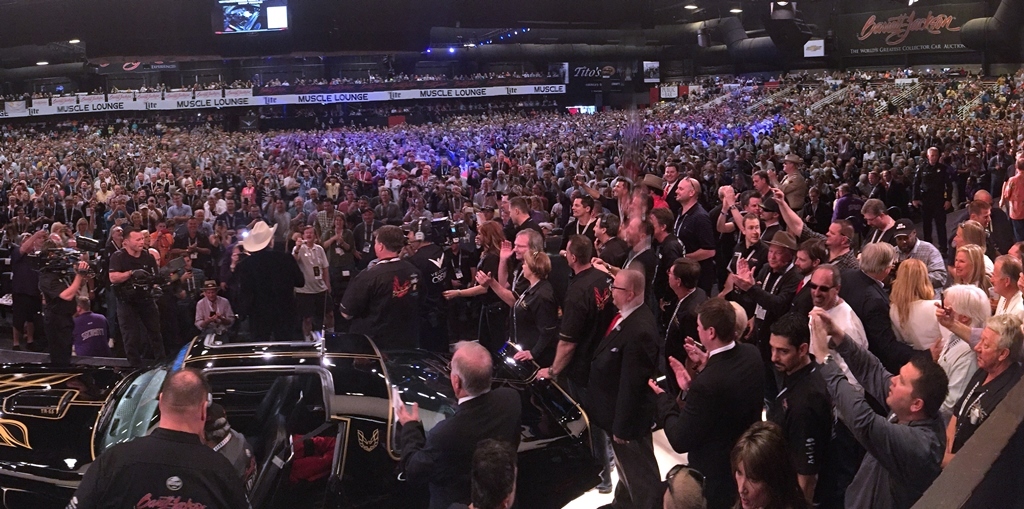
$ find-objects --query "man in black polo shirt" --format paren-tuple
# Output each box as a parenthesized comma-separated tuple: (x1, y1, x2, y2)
(69, 369, 250, 509)
(766, 312, 833, 506)
(537, 235, 617, 493)
(341, 225, 422, 350)
(560, 195, 598, 250)
(673, 177, 717, 294)
(403, 218, 453, 353)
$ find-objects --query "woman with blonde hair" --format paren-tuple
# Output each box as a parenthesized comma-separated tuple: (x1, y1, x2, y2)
(952, 220, 993, 275)
(952, 244, 991, 291)
(889, 259, 941, 350)
(478, 249, 559, 366)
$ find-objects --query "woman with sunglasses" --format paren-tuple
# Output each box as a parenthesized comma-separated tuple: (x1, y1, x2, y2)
(731, 421, 808, 509)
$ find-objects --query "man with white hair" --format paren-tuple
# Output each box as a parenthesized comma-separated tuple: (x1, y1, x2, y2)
(839, 243, 920, 373)
(397, 341, 522, 509)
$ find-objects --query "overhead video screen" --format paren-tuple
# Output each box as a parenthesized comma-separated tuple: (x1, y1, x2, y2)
(213, 0, 289, 34)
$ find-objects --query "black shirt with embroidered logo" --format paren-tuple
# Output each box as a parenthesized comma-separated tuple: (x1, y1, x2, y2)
(340, 257, 422, 349)
(766, 360, 833, 476)
(558, 267, 617, 387)
(68, 427, 250, 509)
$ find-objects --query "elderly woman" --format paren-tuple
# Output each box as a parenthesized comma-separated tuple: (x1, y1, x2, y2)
(889, 259, 941, 350)
(942, 313, 1023, 467)
(933, 284, 987, 417)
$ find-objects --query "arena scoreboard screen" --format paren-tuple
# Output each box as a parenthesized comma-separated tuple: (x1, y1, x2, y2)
(213, 0, 289, 34)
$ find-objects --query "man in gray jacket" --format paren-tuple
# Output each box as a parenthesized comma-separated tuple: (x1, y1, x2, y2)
(809, 309, 948, 509)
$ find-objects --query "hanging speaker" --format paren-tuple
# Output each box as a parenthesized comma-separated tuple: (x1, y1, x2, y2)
(697, 28, 710, 48)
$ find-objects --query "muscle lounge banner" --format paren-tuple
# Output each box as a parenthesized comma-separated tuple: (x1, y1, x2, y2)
(1, 84, 566, 118)
(838, 2, 986, 56)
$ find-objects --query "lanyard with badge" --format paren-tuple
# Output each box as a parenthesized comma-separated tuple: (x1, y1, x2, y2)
(754, 263, 793, 320)
(511, 282, 537, 343)
(454, 250, 464, 280)
(363, 226, 373, 253)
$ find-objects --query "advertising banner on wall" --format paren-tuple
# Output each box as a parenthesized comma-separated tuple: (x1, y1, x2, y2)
(1, 85, 563, 119)
(837, 3, 986, 56)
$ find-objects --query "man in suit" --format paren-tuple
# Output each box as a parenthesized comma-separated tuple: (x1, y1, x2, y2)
(663, 258, 707, 395)
(803, 187, 832, 235)
(650, 297, 765, 509)
(398, 341, 522, 509)
(595, 213, 629, 268)
(791, 238, 827, 316)
(585, 269, 660, 509)
(54, 195, 84, 227)
(663, 162, 683, 216)
(839, 243, 919, 374)
(650, 207, 685, 322)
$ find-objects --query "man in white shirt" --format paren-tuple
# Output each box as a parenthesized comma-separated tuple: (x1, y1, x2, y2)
(808, 264, 867, 384)
(293, 226, 332, 337)
(992, 255, 1023, 317)
(195, 281, 234, 335)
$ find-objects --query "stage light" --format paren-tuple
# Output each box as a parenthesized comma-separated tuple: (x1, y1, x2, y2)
(448, 47, 455, 53)
(730, 8, 742, 13)
(36, 61, 48, 66)
(685, 4, 699, 9)
(68, 39, 80, 44)
(426, 48, 431, 53)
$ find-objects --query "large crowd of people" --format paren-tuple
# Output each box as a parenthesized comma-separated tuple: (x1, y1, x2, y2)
(3, 66, 1024, 509)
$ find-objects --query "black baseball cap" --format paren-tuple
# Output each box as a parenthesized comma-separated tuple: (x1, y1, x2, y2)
(893, 218, 914, 237)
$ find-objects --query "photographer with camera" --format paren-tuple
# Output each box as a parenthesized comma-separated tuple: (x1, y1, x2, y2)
(37, 241, 92, 366)
(109, 229, 164, 367)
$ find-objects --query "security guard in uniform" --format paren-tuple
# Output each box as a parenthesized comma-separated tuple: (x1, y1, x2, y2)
(912, 146, 953, 249)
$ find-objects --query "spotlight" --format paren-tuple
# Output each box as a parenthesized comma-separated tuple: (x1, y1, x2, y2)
(729, 8, 742, 13)
(426, 48, 432, 53)
(448, 47, 455, 54)
(36, 61, 48, 66)
(684, 4, 698, 9)
(68, 39, 80, 44)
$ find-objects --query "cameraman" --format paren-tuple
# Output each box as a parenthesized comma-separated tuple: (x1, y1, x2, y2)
(109, 229, 164, 367)
(37, 241, 91, 366)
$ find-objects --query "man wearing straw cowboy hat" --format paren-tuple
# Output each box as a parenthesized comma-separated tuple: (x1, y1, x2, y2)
(235, 221, 305, 341)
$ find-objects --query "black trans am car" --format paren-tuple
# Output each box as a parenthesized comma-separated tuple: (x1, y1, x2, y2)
(0, 333, 600, 509)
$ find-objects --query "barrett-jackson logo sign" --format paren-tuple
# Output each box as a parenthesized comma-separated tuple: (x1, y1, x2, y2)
(859, 11, 961, 46)
(839, 2, 985, 55)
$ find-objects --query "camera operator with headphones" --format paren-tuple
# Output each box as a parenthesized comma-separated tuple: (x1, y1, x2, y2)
(37, 241, 92, 366)
(109, 229, 164, 367)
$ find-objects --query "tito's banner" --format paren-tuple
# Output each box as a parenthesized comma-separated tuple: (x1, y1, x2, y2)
(838, 3, 986, 56)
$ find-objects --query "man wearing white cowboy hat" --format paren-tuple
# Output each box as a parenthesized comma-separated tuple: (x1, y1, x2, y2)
(234, 221, 305, 341)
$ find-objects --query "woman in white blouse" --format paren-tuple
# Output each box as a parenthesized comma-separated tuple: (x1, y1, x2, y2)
(932, 284, 986, 417)
(889, 259, 941, 350)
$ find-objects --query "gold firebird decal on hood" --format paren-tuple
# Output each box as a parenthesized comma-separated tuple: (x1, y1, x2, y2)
(0, 419, 31, 449)
(358, 429, 379, 452)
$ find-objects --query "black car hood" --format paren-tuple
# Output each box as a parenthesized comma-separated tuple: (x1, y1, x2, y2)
(0, 365, 128, 479)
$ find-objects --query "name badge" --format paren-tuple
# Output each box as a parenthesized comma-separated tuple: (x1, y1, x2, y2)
(754, 305, 767, 320)
(190, 252, 198, 259)
(335, 247, 343, 256)
(454, 269, 464, 279)
(342, 270, 351, 278)
(362, 244, 371, 253)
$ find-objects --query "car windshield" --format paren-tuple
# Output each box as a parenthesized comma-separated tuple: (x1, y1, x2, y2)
(96, 367, 167, 453)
